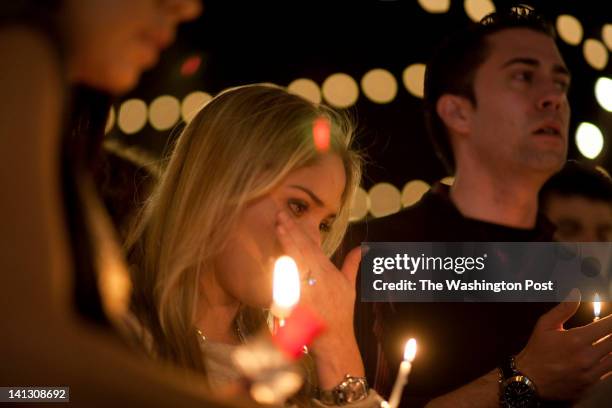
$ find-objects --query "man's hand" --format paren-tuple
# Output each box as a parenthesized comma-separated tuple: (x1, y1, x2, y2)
(516, 289, 612, 400)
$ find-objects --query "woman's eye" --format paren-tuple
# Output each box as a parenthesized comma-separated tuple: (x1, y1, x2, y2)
(319, 221, 331, 233)
(288, 200, 308, 216)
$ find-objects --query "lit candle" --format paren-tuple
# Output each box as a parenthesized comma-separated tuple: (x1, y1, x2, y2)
(270, 255, 326, 359)
(271, 255, 301, 323)
(388, 339, 417, 408)
(593, 293, 601, 322)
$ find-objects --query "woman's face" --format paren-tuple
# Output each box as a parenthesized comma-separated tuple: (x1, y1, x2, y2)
(64, 0, 201, 94)
(213, 153, 347, 307)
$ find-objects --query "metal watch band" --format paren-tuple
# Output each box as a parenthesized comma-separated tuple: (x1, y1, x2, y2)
(318, 375, 369, 405)
(499, 355, 540, 408)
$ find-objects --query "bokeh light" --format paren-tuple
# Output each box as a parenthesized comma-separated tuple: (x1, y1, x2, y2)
(118, 99, 147, 134)
(350, 187, 370, 222)
(440, 176, 455, 186)
(369, 183, 401, 218)
(556, 15, 583, 46)
(418, 0, 450, 14)
(105, 106, 115, 134)
(180, 55, 202, 77)
(401, 180, 430, 207)
(576, 122, 604, 160)
(288, 78, 322, 105)
(595, 77, 612, 112)
(362, 68, 398, 104)
(322, 73, 359, 108)
(149, 95, 181, 131)
(583, 39, 609, 70)
(181, 91, 212, 123)
(403, 64, 426, 98)
(464, 0, 495, 23)
(312, 117, 331, 152)
(602, 24, 612, 51)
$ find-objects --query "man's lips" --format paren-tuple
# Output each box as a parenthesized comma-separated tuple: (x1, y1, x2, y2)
(532, 121, 563, 138)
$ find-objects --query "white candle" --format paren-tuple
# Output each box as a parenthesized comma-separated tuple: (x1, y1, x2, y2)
(271, 255, 301, 321)
(593, 293, 601, 322)
(388, 338, 417, 408)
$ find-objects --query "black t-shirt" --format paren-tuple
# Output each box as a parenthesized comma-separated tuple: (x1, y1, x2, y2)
(340, 184, 565, 407)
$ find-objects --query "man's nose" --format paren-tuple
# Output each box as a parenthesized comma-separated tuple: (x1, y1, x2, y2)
(537, 84, 566, 112)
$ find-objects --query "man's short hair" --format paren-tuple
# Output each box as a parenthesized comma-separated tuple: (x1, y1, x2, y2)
(540, 161, 612, 208)
(423, 5, 556, 173)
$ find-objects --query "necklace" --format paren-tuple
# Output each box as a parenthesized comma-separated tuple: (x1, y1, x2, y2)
(196, 328, 207, 342)
(196, 321, 245, 343)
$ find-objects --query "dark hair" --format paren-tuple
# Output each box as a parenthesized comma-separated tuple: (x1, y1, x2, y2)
(540, 161, 612, 209)
(62, 85, 114, 325)
(2, 1, 116, 325)
(423, 4, 557, 173)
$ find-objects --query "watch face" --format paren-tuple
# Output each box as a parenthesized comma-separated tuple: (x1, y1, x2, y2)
(501, 377, 538, 408)
(343, 378, 368, 403)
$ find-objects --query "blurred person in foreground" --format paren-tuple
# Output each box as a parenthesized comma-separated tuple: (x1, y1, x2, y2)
(0, 1, 258, 406)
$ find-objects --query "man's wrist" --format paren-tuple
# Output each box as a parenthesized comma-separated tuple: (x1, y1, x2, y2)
(499, 355, 539, 408)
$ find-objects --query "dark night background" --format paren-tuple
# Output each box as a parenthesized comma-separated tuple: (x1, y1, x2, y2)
(106, 0, 612, 196)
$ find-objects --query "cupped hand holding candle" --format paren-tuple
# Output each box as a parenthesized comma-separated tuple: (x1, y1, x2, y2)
(388, 339, 417, 408)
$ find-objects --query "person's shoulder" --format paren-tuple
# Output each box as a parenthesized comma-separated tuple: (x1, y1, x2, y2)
(0, 25, 63, 89)
(0, 24, 56, 56)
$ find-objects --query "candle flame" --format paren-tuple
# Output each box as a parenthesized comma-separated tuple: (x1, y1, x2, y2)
(272, 256, 301, 317)
(594, 293, 601, 319)
(403, 338, 417, 362)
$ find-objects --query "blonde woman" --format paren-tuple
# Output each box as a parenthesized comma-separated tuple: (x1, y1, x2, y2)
(126, 84, 383, 406)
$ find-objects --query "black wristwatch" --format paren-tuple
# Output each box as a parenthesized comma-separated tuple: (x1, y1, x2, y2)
(499, 355, 539, 408)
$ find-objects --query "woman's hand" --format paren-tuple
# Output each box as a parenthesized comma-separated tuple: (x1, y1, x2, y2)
(275, 210, 365, 388)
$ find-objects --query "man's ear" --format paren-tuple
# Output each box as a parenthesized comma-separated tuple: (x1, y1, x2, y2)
(436, 94, 473, 136)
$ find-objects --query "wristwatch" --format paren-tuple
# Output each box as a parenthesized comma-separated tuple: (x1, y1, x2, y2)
(318, 375, 369, 405)
(499, 355, 539, 408)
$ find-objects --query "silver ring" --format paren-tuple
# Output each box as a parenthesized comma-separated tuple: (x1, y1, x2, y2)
(307, 277, 317, 286)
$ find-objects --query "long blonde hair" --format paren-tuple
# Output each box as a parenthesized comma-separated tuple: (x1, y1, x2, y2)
(127, 84, 361, 374)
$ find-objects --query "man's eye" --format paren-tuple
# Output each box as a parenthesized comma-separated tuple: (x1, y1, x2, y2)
(557, 220, 580, 236)
(554, 79, 570, 92)
(514, 71, 533, 82)
(288, 200, 308, 216)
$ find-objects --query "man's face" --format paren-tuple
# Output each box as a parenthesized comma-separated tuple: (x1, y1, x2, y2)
(467, 28, 571, 176)
(544, 195, 612, 242)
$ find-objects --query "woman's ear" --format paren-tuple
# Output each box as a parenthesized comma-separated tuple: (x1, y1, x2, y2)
(436, 94, 473, 136)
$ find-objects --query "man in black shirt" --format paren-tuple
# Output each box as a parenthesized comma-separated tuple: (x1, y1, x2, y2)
(342, 6, 612, 407)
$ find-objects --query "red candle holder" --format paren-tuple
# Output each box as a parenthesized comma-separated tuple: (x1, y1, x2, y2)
(271, 304, 326, 360)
